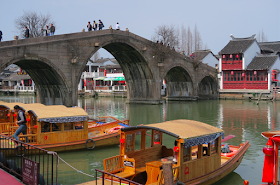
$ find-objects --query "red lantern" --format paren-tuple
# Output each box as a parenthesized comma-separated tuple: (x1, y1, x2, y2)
(7, 113, 10, 117)
(26, 118, 30, 122)
(120, 138, 125, 144)
(13, 114, 16, 117)
(236, 54, 239, 58)
(35, 125, 37, 129)
(231, 71, 234, 75)
(230, 54, 232, 58)
(254, 71, 257, 75)
(222, 55, 225, 59)
(105, 69, 107, 77)
(242, 73, 245, 77)
(173, 146, 179, 152)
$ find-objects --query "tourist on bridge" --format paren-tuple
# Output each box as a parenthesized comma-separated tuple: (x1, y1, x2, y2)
(41, 25, 50, 36)
(50, 23, 55, 36)
(0, 30, 2, 41)
(87, 22, 92, 31)
(93, 20, 97, 30)
(116, 22, 120, 30)
(99, 20, 104, 30)
(12, 105, 28, 143)
(25, 26, 29, 38)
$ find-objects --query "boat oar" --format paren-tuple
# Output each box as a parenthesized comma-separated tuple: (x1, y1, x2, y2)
(221, 135, 235, 143)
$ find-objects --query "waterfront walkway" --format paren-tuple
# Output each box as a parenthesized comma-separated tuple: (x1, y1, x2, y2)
(0, 168, 23, 185)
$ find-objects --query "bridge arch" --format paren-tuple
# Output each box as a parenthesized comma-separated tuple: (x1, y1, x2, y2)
(78, 38, 155, 102)
(6, 55, 71, 105)
(163, 64, 194, 99)
(198, 75, 218, 97)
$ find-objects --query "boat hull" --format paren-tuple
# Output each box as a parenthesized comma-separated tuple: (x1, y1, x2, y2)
(184, 141, 250, 185)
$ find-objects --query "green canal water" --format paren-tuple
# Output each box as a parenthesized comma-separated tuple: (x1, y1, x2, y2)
(0, 95, 278, 185)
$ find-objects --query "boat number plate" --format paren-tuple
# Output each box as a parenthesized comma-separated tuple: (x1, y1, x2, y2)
(184, 167, 189, 175)
(124, 160, 134, 168)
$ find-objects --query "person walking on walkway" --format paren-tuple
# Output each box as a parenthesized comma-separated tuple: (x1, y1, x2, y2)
(12, 105, 27, 143)
(41, 25, 50, 36)
(87, 21, 92, 31)
(25, 26, 29, 38)
(50, 23, 55, 36)
(0, 30, 2, 41)
(116, 22, 120, 30)
(99, 20, 104, 30)
(93, 20, 97, 30)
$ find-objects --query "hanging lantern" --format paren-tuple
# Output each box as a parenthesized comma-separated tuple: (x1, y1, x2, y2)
(13, 114, 16, 117)
(120, 138, 125, 144)
(26, 118, 30, 122)
(105, 69, 107, 77)
(230, 54, 232, 58)
(7, 113, 10, 117)
(242, 73, 245, 77)
(254, 71, 257, 75)
(35, 125, 37, 129)
(223, 55, 226, 59)
(236, 54, 239, 58)
(231, 71, 234, 75)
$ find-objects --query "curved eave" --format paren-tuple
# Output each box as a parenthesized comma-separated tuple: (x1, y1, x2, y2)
(121, 126, 180, 138)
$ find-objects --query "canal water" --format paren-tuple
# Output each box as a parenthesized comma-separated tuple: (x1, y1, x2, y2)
(0, 94, 278, 185)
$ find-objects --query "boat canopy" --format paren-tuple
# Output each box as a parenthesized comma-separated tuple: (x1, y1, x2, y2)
(104, 77, 115, 81)
(28, 105, 88, 123)
(113, 77, 125, 81)
(121, 119, 224, 148)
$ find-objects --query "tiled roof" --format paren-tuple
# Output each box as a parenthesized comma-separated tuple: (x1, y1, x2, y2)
(193, 50, 211, 61)
(259, 41, 280, 53)
(220, 39, 256, 54)
(246, 55, 278, 70)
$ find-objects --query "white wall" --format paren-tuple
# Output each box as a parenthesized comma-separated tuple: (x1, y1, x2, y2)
(202, 53, 219, 68)
(243, 41, 260, 69)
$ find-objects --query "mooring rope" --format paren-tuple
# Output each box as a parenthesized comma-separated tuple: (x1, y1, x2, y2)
(47, 151, 97, 178)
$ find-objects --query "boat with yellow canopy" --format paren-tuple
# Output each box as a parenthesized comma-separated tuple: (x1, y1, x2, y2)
(0, 102, 129, 152)
(83, 119, 250, 185)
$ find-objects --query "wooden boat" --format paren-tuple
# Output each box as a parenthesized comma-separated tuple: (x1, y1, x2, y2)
(91, 119, 249, 185)
(0, 102, 129, 153)
(259, 131, 280, 185)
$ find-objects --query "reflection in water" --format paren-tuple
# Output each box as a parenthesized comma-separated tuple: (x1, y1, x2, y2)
(1, 95, 280, 184)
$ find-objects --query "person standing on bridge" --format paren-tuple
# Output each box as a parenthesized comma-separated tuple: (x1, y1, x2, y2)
(0, 30, 2, 41)
(87, 22, 92, 31)
(25, 26, 29, 38)
(116, 22, 120, 30)
(42, 25, 50, 36)
(12, 105, 28, 143)
(50, 23, 55, 36)
(99, 20, 104, 30)
(93, 20, 97, 30)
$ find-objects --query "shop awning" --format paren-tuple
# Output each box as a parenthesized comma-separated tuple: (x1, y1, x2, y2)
(94, 77, 106, 80)
(113, 77, 125, 81)
(104, 77, 115, 81)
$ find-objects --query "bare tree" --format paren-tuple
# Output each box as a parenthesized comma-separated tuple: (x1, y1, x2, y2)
(187, 25, 193, 55)
(14, 11, 54, 38)
(193, 24, 203, 51)
(181, 24, 187, 54)
(151, 25, 179, 62)
(93, 51, 100, 61)
(257, 29, 268, 42)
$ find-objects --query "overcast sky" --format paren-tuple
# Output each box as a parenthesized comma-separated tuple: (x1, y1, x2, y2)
(1, 0, 279, 57)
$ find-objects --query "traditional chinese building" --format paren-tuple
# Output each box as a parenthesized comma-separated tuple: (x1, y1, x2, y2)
(219, 35, 280, 91)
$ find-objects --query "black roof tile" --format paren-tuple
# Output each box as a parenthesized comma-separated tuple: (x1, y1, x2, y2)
(246, 55, 278, 70)
(220, 39, 256, 55)
(259, 41, 280, 53)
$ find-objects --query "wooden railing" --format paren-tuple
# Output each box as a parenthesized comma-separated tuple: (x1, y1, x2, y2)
(19, 134, 37, 144)
(0, 122, 15, 135)
(103, 155, 123, 174)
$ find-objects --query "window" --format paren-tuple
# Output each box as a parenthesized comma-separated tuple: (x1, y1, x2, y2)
(52, 123, 61, 132)
(41, 122, 50, 133)
(126, 134, 134, 152)
(265, 72, 268, 81)
(64, 122, 74, 131)
(75, 122, 83, 130)
(231, 74, 233, 81)
(234, 73, 236, 81)
(233, 55, 236, 61)
(227, 73, 230, 81)
(183, 147, 191, 162)
(135, 131, 142, 151)
(261, 72, 263, 81)
(224, 73, 226, 81)
(146, 130, 151, 148)
(257, 73, 260, 81)
(246, 72, 249, 81)
(239, 55, 242, 61)
(237, 72, 240, 81)
(250, 72, 253, 81)
(226, 55, 229, 61)
(254, 73, 257, 81)
(211, 139, 218, 155)
(241, 73, 243, 81)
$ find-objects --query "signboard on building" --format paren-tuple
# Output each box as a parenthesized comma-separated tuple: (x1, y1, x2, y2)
(22, 157, 39, 185)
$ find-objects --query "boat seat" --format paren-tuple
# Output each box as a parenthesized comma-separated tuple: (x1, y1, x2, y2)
(114, 171, 135, 179)
(135, 166, 146, 174)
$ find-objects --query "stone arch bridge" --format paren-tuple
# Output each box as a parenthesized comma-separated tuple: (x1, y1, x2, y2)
(0, 30, 218, 106)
